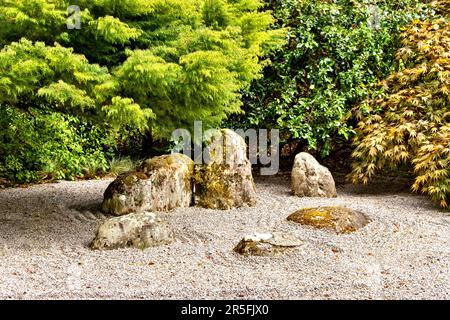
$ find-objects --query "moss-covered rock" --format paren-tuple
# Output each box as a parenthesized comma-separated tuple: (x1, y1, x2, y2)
(90, 212, 174, 250)
(195, 129, 257, 210)
(287, 206, 369, 234)
(234, 232, 303, 256)
(102, 153, 194, 215)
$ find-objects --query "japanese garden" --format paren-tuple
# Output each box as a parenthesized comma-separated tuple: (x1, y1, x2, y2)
(0, 0, 448, 300)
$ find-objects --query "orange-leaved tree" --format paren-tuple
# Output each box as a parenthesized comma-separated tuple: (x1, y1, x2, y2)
(350, 13, 450, 209)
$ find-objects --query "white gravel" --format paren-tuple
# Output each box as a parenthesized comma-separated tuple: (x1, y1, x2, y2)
(0, 176, 448, 300)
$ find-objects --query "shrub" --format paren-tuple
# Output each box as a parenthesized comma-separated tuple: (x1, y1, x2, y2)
(0, 1, 282, 182)
(231, 0, 433, 155)
(0, 106, 113, 182)
(350, 17, 450, 209)
(1, 0, 283, 137)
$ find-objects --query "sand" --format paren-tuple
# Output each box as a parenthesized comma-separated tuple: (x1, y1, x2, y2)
(0, 176, 448, 299)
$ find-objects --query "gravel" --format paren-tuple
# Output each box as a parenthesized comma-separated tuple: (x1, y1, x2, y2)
(0, 176, 448, 300)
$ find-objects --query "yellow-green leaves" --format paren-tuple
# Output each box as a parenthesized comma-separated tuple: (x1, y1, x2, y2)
(230, 0, 431, 156)
(92, 16, 142, 44)
(350, 16, 450, 209)
(0, 39, 108, 111)
(102, 97, 154, 132)
(38, 80, 96, 111)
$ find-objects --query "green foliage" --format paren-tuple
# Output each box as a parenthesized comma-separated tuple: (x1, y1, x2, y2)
(108, 157, 137, 177)
(0, 0, 279, 182)
(0, 106, 113, 182)
(350, 17, 450, 209)
(1, 0, 281, 136)
(0, 38, 153, 131)
(232, 0, 433, 155)
(109, 0, 283, 136)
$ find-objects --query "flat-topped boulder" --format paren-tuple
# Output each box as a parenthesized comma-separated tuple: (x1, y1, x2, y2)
(234, 232, 303, 256)
(102, 153, 194, 215)
(287, 206, 369, 234)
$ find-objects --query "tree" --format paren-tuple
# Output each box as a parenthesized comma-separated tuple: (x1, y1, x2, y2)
(0, 0, 280, 182)
(350, 16, 450, 209)
(1, 0, 282, 135)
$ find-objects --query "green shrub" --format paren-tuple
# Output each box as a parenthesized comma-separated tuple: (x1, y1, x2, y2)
(0, 1, 282, 183)
(231, 0, 434, 155)
(0, 106, 113, 182)
(1, 0, 283, 138)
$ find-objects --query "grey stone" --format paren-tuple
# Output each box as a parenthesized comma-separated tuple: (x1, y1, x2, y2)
(102, 153, 194, 215)
(90, 212, 174, 250)
(291, 152, 337, 197)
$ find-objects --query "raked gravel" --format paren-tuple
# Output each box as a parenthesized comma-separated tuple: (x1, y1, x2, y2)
(0, 176, 448, 300)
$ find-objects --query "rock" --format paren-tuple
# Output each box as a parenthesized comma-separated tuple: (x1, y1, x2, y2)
(195, 129, 257, 209)
(287, 206, 369, 234)
(102, 153, 194, 215)
(234, 232, 303, 256)
(291, 152, 337, 197)
(90, 212, 174, 250)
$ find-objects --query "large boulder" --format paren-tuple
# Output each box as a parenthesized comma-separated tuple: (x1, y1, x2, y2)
(194, 129, 257, 210)
(287, 206, 370, 234)
(102, 153, 194, 215)
(234, 232, 303, 256)
(90, 212, 174, 250)
(291, 152, 337, 197)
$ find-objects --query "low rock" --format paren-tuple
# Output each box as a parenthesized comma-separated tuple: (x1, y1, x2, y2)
(234, 232, 303, 256)
(90, 212, 174, 250)
(287, 206, 369, 234)
(102, 153, 194, 215)
(195, 129, 257, 209)
(291, 152, 337, 197)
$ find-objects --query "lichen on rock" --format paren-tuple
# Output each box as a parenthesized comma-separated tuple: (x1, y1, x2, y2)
(102, 153, 194, 215)
(234, 232, 303, 256)
(287, 206, 370, 234)
(90, 212, 175, 250)
(194, 129, 257, 210)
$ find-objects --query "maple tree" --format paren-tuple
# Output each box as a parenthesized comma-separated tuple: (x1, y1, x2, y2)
(350, 15, 450, 209)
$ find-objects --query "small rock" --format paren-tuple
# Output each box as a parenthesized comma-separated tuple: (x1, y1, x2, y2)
(90, 212, 175, 250)
(287, 206, 369, 234)
(234, 232, 303, 256)
(195, 129, 257, 209)
(102, 153, 194, 215)
(291, 152, 337, 197)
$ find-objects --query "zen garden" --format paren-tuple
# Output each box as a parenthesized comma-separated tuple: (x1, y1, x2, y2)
(0, 0, 448, 300)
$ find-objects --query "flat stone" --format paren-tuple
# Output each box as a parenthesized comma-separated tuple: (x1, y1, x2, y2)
(287, 206, 369, 234)
(234, 232, 303, 256)
(195, 129, 257, 210)
(102, 153, 194, 215)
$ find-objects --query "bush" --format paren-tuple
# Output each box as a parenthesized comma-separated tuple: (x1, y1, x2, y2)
(0, 106, 114, 182)
(231, 0, 433, 155)
(350, 17, 450, 209)
(1, 0, 283, 138)
(0, 1, 282, 183)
